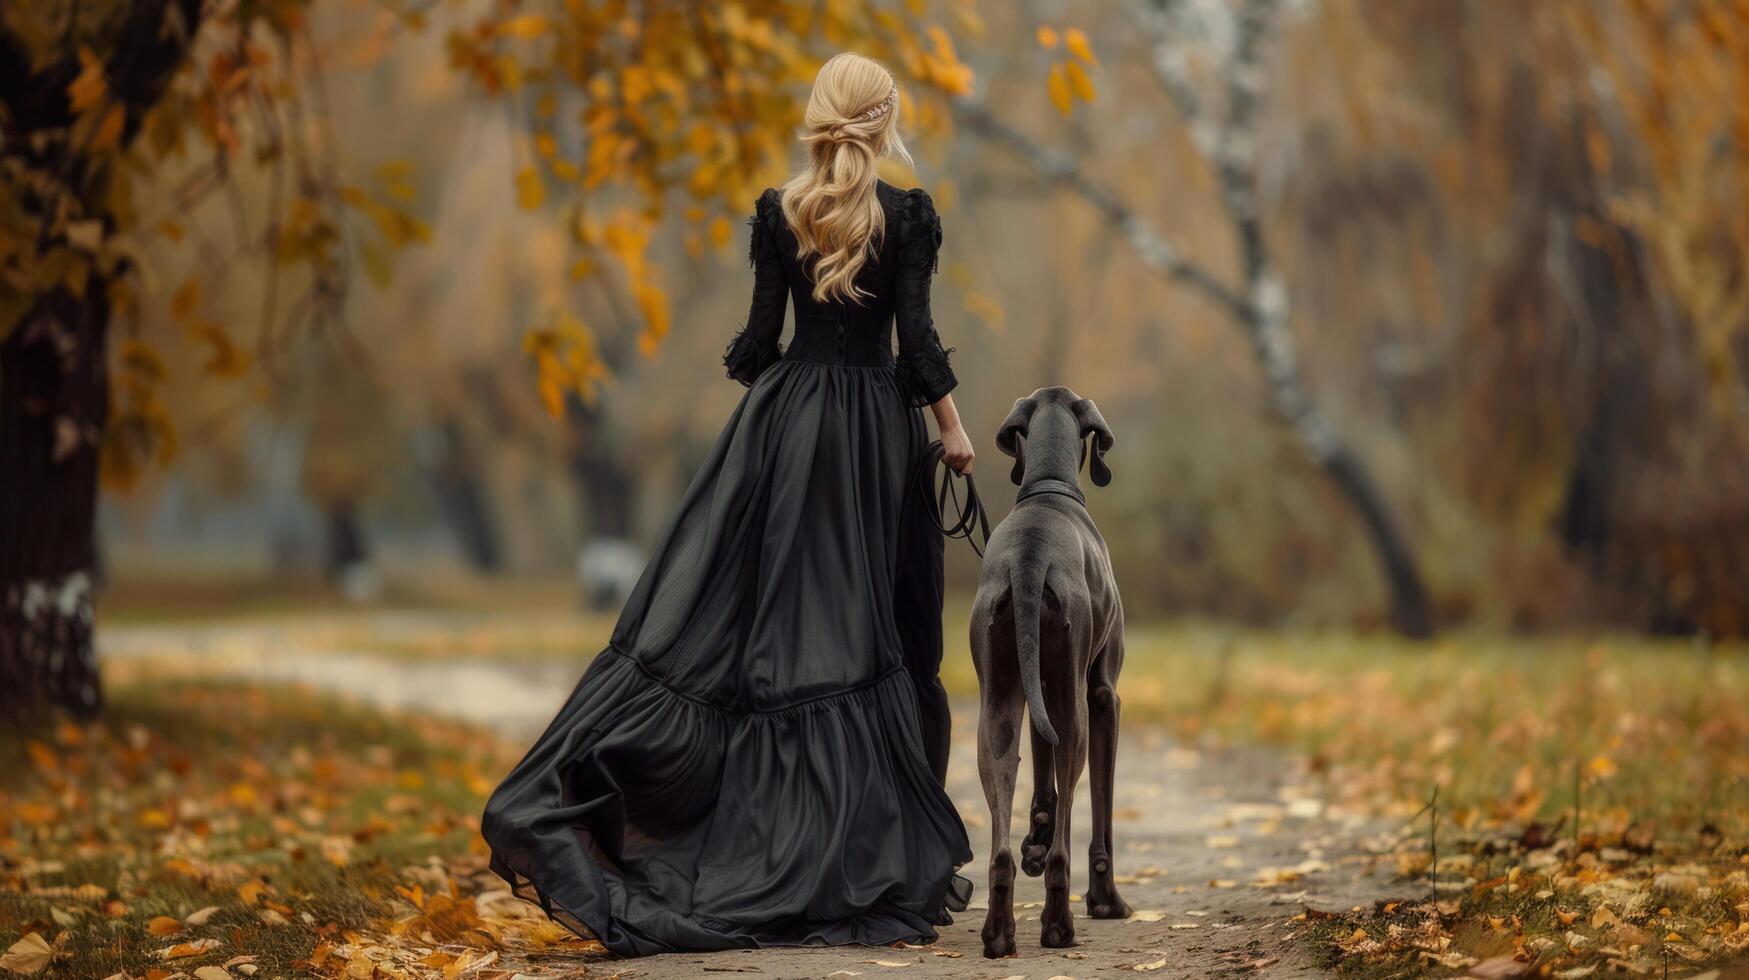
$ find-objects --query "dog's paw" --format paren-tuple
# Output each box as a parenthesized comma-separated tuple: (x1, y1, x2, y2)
(981, 922, 1016, 959)
(1088, 896, 1133, 919)
(981, 935, 1016, 959)
(1039, 918, 1076, 949)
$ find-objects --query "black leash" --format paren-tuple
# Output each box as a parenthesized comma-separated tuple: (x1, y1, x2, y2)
(912, 439, 991, 558)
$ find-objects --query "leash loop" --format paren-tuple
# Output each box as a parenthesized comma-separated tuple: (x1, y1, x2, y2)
(912, 439, 991, 558)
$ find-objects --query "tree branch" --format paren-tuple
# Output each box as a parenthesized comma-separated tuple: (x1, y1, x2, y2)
(952, 100, 1249, 320)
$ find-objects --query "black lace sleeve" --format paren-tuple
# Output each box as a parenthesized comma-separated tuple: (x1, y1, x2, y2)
(892, 188, 957, 407)
(724, 189, 787, 386)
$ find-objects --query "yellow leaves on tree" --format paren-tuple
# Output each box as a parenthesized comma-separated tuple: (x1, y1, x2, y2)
(1584, 1, 1749, 420)
(1038, 23, 1097, 116)
(67, 47, 107, 113)
(101, 341, 177, 491)
(515, 166, 546, 211)
(455, 0, 979, 404)
(524, 310, 610, 417)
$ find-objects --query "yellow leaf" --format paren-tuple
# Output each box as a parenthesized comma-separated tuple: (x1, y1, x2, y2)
(1064, 27, 1099, 67)
(1047, 63, 1073, 116)
(1585, 755, 1617, 780)
(0, 933, 53, 975)
(516, 166, 545, 210)
(635, 282, 669, 345)
(67, 48, 106, 113)
(90, 103, 126, 152)
(537, 361, 565, 418)
(170, 279, 200, 320)
(25, 740, 58, 771)
(1064, 60, 1095, 102)
(708, 215, 733, 250)
(499, 13, 549, 38)
(159, 939, 221, 960)
(1036, 25, 1060, 49)
(374, 159, 414, 181)
(147, 915, 182, 936)
(237, 880, 270, 907)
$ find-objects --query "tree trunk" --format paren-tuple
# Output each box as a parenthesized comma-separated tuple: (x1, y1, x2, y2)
(957, 101, 1437, 637)
(419, 419, 503, 572)
(0, 288, 110, 719)
(568, 405, 637, 540)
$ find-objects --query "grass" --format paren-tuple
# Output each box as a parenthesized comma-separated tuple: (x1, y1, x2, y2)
(999, 621, 1749, 977)
(38, 589, 1749, 976)
(0, 679, 586, 979)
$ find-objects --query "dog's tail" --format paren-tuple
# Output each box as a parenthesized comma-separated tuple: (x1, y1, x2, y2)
(1010, 559, 1059, 746)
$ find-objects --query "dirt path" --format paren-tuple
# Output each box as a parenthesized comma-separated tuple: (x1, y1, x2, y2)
(102, 615, 1398, 978)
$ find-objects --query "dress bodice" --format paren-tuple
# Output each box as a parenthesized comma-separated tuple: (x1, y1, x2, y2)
(723, 181, 958, 407)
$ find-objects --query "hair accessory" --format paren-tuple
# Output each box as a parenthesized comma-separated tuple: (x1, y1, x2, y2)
(857, 86, 899, 122)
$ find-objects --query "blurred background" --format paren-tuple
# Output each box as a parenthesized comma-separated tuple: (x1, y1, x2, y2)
(48, 0, 1749, 638)
(5, 1, 1749, 977)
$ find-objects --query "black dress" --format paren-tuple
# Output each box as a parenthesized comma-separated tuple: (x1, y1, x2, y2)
(481, 182, 971, 956)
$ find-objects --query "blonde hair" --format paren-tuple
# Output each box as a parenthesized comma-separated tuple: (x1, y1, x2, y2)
(780, 53, 912, 304)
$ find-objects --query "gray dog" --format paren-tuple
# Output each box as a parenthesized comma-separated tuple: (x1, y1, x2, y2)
(970, 386, 1130, 958)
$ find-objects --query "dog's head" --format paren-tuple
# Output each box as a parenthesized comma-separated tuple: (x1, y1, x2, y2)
(995, 386, 1115, 488)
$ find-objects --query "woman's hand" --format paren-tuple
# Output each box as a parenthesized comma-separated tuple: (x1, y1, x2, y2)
(929, 393, 974, 474)
(939, 423, 975, 474)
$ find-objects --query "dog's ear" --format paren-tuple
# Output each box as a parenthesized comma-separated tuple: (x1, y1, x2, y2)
(1072, 397, 1114, 487)
(996, 395, 1037, 487)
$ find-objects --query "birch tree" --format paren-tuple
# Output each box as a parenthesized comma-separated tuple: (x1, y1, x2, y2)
(962, 0, 1435, 637)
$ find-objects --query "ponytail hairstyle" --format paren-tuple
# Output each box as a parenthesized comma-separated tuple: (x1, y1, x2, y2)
(780, 52, 912, 304)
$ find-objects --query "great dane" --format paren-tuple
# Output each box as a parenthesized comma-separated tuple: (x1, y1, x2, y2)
(970, 386, 1130, 958)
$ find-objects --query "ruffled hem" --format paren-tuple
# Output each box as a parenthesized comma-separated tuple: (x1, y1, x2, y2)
(481, 648, 971, 957)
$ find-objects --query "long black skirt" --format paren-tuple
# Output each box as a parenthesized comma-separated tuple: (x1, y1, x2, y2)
(481, 360, 972, 956)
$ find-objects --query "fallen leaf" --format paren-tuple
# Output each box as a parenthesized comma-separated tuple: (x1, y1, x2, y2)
(0, 933, 54, 975)
(1133, 955, 1170, 971)
(160, 938, 222, 959)
(186, 906, 222, 926)
(193, 968, 232, 980)
(1468, 955, 1530, 979)
(147, 915, 182, 936)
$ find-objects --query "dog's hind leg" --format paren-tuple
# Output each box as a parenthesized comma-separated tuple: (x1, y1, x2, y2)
(1019, 726, 1055, 877)
(974, 622, 1024, 959)
(1039, 609, 1088, 949)
(1039, 713, 1085, 948)
(1085, 635, 1131, 918)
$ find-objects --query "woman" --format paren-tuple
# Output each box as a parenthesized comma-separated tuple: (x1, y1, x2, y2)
(481, 53, 977, 956)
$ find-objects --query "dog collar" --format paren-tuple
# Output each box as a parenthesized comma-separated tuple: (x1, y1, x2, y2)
(1016, 478, 1085, 506)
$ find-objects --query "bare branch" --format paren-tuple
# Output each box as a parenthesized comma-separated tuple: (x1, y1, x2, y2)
(952, 100, 1249, 320)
